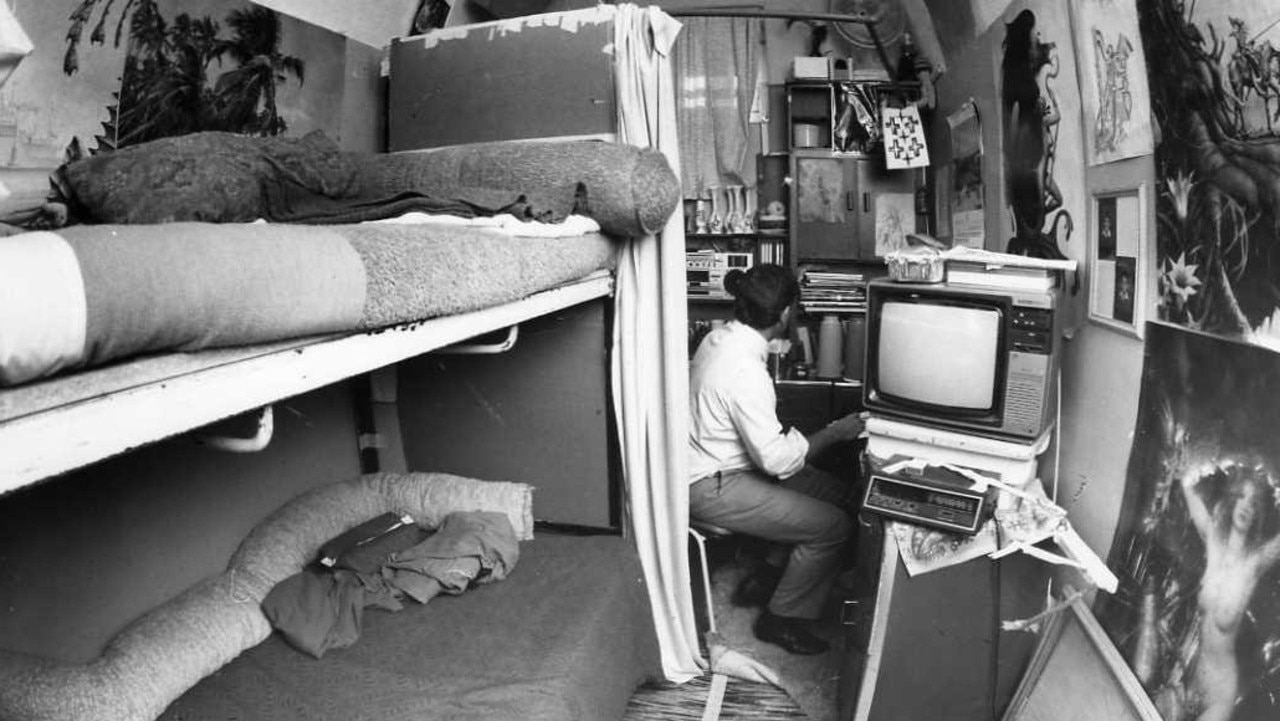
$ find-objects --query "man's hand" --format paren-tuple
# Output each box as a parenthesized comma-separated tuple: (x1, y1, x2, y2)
(805, 412, 868, 462)
(825, 412, 866, 443)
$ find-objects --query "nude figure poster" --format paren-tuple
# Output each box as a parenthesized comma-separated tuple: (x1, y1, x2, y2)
(1094, 322, 1280, 721)
(1070, 0, 1155, 166)
(1139, 0, 1280, 348)
(993, 0, 1088, 331)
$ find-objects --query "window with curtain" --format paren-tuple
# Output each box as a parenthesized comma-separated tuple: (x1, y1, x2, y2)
(673, 16, 765, 201)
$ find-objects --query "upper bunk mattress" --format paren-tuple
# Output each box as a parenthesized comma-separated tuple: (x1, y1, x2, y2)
(0, 220, 617, 388)
(157, 531, 662, 721)
(2, 132, 681, 390)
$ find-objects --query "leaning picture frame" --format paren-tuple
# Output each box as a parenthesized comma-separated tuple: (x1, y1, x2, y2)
(1088, 183, 1148, 338)
(1003, 590, 1162, 721)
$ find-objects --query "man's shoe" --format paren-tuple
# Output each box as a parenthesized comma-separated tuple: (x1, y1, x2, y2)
(731, 565, 783, 608)
(753, 611, 830, 655)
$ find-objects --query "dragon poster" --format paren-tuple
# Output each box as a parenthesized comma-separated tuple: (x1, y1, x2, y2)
(994, 0, 1088, 328)
(1141, 0, 1280, 347)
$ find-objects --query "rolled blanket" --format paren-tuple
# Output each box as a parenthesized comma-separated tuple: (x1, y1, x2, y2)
(349, 139, 680, 238)
(262, 181, 581, 227)
(58, 131, 680, 238)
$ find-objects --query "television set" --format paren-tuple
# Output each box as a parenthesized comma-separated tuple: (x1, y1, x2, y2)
(862, 279, 1061, 443)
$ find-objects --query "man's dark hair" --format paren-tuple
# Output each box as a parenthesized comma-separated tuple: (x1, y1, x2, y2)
(724, 264, 799, 330)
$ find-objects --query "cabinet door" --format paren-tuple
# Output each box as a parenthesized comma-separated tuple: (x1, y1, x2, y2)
(855, 159, 918, 259)
(791, 155, 860, 261)
(792, 155, 919, 263)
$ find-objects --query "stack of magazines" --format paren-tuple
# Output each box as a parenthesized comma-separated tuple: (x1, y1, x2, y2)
(799, 270, 866, 314)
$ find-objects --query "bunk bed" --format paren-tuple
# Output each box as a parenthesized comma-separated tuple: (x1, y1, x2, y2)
(0, 138, 674, 712)
(0, 155, 671, 721)
(0, 7, 695, 719)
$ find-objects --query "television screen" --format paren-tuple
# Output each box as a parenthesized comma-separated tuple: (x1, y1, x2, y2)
(876, 300, 1001, 411)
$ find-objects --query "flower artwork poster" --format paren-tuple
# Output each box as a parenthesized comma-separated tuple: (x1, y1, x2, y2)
(1140, 0, 1280, 348)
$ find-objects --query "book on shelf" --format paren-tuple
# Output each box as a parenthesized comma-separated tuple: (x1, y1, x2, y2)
(800, 304, 866, 314)
(798, 269, 866, 313)
(802, 271, 865, 283)
(758, 239, 785, 265)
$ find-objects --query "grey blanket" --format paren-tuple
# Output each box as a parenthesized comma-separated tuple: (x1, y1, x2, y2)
(59, 131, 679, 237)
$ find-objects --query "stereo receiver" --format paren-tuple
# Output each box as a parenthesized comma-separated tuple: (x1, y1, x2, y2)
(686, 251, 753, 298)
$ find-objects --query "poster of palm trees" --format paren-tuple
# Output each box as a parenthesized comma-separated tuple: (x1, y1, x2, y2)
(1094, 322, 1280, 721)
(1140, 0, 1280, 347)
(64, 0, 304, 151)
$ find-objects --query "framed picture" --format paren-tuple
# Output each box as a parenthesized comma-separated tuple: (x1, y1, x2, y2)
(1088, 184, 1147, 337)
(1069, 0, 1154, 166)
(1003, 590, 1161, 721)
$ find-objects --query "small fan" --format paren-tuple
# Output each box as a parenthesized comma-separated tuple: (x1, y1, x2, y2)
(828, 0, 906, 50)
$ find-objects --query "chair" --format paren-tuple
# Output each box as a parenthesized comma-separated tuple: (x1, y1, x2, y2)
(687, 519, 734, 635)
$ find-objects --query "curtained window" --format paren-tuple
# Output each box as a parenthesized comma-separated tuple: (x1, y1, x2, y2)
(674, 17, 765, 200)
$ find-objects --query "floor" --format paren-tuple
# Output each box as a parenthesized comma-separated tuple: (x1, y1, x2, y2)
(702, 543, 852, 721)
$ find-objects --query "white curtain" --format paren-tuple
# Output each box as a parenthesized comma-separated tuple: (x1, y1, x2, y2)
(611, 4, 702, 682)
(673, 16, 762, 198)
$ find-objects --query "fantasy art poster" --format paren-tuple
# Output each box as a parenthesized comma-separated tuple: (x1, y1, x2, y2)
(1140, 0, 1280, 348)
(1071, 0, 1155, 165)
(994, 0, 1088, 329)
(1095, 322, 1280, 721)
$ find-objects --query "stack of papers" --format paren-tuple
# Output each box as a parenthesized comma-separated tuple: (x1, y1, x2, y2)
(800, 270, 866, 314)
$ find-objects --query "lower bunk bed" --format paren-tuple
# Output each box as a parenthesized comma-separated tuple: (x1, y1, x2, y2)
(0, 472, 663, 721)
(164, 531, 659, 721)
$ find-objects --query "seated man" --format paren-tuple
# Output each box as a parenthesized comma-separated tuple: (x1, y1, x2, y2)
(688, 263, 864, 655)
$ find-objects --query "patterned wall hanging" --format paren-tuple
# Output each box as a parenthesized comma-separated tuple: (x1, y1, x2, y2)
(882, 103, 930, 169)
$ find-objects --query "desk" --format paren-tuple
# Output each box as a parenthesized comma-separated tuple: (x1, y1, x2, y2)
(838, 417, 1053, 721)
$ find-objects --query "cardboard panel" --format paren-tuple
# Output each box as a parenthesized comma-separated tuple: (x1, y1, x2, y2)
(388, 9, 616, 150)
(396, 301, 618, 528)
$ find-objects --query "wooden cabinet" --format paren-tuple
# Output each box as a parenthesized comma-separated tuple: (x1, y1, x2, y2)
(790, 152, 917, 263)
(783, 78, 924, 266)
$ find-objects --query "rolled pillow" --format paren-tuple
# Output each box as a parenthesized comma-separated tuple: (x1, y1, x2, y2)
(0, 573, 271, 721)
(230, 472, 534, 596)
(351, 140, 680, 238)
